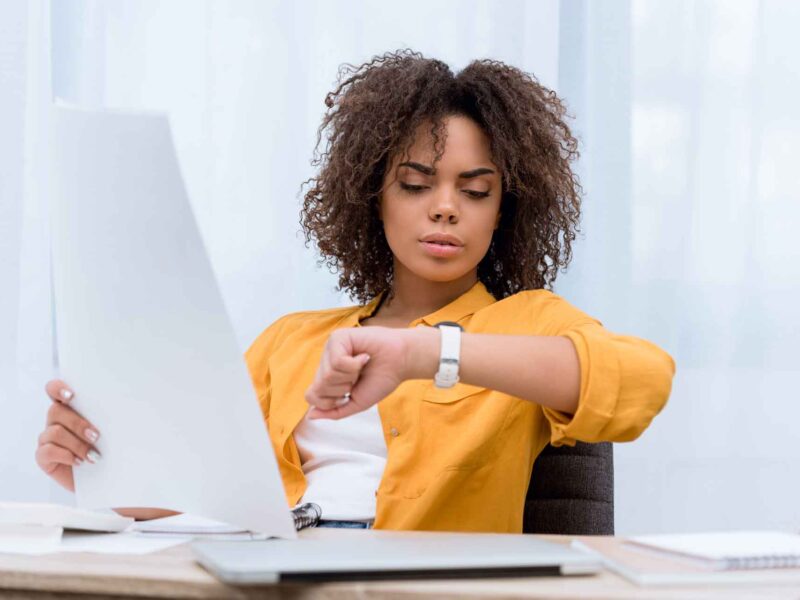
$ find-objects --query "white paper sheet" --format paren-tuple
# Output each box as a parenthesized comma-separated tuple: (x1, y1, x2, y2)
(0, 525, 62, 555)
(130, 513, 269, 540)
(131, 513, 247, 534)
(59, 532, 188, 554)
(49, 106, 296, 539)
(0, 529, 187, 556)
(0, 502, 132, 532)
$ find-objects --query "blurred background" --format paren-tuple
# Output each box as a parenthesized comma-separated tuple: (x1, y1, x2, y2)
(1, 0, 797, 534)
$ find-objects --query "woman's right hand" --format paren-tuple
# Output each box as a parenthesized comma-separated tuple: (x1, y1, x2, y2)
(35, 379, 101, 492)
(34, 380, 180, 521)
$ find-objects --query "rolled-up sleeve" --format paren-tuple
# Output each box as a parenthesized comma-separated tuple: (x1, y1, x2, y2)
(542, 320, 676, 446)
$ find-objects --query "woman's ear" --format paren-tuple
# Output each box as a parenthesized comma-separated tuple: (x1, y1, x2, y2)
(494, 211, 502, 230)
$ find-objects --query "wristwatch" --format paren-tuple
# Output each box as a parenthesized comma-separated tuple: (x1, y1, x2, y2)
(433, 321, 463, 388)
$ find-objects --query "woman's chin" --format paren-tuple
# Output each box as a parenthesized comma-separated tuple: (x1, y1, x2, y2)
(407, 262, 475, 284)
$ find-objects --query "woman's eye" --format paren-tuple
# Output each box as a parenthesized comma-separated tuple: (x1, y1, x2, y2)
(400, 182, 490, 199)
(399, 182, 427, 193)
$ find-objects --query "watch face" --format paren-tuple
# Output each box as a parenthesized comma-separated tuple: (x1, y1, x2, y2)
(433, 321, 464, 330)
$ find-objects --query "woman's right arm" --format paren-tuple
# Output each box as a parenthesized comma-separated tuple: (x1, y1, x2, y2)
(35, 379, 177, 520)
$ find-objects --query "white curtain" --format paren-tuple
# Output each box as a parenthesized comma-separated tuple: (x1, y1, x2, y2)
(556, 0, 800, 533)
(1, 0, 558, 503)
(0, 0, 59, 503)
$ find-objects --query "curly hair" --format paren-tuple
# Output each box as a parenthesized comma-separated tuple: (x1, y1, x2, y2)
(300, 49, 582, 304)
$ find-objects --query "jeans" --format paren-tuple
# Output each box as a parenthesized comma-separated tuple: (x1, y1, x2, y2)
(316, 520, 372, 529)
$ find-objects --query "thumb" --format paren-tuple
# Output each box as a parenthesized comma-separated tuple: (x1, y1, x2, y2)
(334, 353, 370, 377)
(308, 398, 366, 420)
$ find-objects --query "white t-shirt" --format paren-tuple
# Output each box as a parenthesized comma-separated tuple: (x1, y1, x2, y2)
(292, 405, 387, 521)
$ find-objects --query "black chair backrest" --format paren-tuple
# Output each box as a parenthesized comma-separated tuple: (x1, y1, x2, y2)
(523, 441, 614, 535)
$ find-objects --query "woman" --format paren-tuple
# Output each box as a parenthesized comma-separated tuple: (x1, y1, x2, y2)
(36, 50, 675, 532)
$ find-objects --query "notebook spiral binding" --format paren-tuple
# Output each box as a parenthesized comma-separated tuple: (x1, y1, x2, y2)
(291, 502, 322, 531)
(725, 555, 800, 570)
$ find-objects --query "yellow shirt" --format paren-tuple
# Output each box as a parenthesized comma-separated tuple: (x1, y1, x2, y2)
(244, 281, 675, 533)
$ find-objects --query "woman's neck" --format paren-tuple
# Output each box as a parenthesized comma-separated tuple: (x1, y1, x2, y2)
(377, 264, 478, 324)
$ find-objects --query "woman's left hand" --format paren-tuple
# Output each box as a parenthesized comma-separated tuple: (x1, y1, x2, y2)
(304, 326, 436, 420)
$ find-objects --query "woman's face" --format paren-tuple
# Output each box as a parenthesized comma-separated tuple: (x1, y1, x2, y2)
(379, 115, 502, 284)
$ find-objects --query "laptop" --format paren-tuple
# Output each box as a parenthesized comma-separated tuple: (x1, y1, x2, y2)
(192, 528, 602, 584)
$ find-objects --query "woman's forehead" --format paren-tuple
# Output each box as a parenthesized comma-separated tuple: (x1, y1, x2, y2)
(394, 116, 497, 172)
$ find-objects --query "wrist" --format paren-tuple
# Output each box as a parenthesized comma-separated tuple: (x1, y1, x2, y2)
(402, 326, 440, 380)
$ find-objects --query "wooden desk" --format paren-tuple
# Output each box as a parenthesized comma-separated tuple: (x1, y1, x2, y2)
(1, 532, 798, 600)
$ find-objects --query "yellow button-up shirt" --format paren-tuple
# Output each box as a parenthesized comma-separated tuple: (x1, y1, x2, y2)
(244, 281, 675, 533)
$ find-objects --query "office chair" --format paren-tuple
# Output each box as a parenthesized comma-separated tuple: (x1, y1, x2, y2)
(523, 441, 614, 535)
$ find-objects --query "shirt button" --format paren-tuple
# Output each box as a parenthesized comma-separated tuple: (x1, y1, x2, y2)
(390, 427, 399, 437)
(279, 425, 285, 434)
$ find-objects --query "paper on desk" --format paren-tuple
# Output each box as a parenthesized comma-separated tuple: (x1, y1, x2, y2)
(49, 106, 295, 539)
(131, 513, 269, 540)
(131, 513, 246, 534)
(60, 532, 188, 554)
(0, 529, 186, 556)
(0, 502, 132, 532)
(0, 525, 62, 555)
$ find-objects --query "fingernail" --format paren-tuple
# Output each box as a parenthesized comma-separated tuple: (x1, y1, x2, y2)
(60, 389, 73, 401)
(73, 457, 83, 467)
(362, 354, 371, 364)
(86, 450, 101, 464)
(85, 428, 99, 443)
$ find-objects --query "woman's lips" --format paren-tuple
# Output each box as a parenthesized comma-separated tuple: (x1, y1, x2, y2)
(420, 240, 463, 258)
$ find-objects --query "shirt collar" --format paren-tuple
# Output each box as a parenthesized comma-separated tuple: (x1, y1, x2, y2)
(353, 280, 496, 328)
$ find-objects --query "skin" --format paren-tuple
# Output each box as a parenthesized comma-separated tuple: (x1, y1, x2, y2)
(372, 114, 504, 323)
(36, 115, 580, 519)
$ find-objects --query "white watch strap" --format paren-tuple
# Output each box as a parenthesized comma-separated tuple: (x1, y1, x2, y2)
(434, 325, 461, 388)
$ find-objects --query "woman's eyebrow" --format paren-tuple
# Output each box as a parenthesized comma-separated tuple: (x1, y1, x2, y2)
(458, 167, 495, 179)
(399, 161, 435, 175)
(398, 161, 495, 179)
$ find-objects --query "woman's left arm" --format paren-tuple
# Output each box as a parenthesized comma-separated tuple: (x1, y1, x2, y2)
(406, 327, 582, 413)
(305, 323, 675, 442)
(410, 324, 675, 443)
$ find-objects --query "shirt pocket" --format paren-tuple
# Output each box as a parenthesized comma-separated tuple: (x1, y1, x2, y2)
(415, 382, 512, 477)
(421, 381, 485, 404)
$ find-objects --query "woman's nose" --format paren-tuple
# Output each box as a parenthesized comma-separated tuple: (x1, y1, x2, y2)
(429, 190, 459, 223)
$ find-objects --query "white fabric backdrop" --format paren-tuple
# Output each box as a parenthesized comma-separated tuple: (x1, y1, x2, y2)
(2, 0, 797, 534)
(1, 0, 57, 503)
(0, 0, 558, 504)
(556, 0, 800, 533)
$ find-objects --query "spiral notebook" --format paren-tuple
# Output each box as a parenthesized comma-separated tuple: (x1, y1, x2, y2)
(628, 531, 800, 570)
(575, 531, 800, 587)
